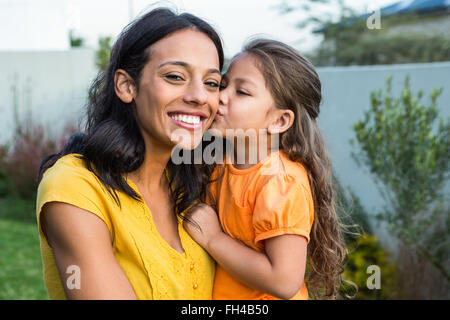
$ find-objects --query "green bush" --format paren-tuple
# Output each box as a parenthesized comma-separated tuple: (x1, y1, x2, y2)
(0, 115, 77, 200)
(95, 36, 112, 72)
(0, 195, 36, 223)
(351, 75, 450, 283)
(333, 173, 372, 243)
(341, 233, 397, 299)
(0, 146, 11, 197)
(312, 31, 450, 66)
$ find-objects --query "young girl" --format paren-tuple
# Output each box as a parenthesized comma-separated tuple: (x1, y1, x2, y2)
(184, 39, 348, 300)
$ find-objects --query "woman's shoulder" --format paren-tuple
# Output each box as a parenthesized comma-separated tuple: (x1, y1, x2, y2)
(41, 153, 95, 181)
(36, 153, 115, 235)
(37, 153, 106, 200)
(44, 153, 87, 173)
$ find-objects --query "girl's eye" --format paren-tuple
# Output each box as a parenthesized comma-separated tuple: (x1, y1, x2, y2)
(237, 90, 250, 96)
(165, 74, 184, 81)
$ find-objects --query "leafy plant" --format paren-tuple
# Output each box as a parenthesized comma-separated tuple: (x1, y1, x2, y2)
(312, 31, 450, 66)
(333, 173, 372, 243)
(69, 30, 85, 48)
(277, 1, 450, 65)
(0, 114, 77, 199)
(341, 233, 397, 299)
(351, 75, 450, 283)
(95, 36, 112, 71)
(0, 146, 11, 197)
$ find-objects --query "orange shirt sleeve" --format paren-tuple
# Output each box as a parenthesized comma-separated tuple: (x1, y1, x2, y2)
(252, 173, 314, 246)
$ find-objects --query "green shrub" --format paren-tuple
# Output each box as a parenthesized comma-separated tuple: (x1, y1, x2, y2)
(333, 173, 372, 243)
(341, 233, 397, 299)
(313, 31, 450, 66)
(351, 75, 450, 283)
(0, 115, 77, 200)
(0, 146, 11, 197)
(95, 36, 112, 72)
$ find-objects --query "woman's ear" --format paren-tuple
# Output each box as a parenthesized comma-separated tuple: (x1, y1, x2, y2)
(114, 69, 137, 103)
(267, 108, 295, 134)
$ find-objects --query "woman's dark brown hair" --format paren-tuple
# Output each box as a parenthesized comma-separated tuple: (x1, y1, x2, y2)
(38, 8, 224, 219)
(242, 38, 349, 299)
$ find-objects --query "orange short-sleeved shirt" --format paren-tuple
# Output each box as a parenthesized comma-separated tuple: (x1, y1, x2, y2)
(207, 150, 315, 300)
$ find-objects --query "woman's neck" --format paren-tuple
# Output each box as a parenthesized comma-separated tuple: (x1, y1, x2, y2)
(128, 138, 173, 193)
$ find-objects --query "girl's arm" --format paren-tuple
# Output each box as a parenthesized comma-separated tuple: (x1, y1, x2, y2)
(184, 204, 307, 300)
(41, 202, 137, 299)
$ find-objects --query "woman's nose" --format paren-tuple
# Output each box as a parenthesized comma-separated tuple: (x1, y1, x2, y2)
(183, 80, 208, 106)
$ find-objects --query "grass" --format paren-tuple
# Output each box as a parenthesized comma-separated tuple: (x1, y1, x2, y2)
(0, 195, 48, 300)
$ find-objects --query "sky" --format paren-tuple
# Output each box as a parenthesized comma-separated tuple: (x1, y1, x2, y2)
(0, 0, 398, 56)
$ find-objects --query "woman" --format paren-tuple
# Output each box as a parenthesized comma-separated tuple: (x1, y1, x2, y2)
(36, 7, 224, 299)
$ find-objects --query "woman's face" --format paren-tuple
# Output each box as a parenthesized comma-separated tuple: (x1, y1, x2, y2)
(132, 29, 221, 150)
(211, 53, 276, 137)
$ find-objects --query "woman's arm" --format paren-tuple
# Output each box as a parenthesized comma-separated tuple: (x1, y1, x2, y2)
(41, 202, 137, 299)
(184, 204, 307, 299)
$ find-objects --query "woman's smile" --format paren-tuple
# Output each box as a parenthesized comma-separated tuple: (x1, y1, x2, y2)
(168, 110, 208, 130)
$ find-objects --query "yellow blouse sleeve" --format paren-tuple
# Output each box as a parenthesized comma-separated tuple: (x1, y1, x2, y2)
(252, 173, 314, 246)
(36, 155, 113, 242)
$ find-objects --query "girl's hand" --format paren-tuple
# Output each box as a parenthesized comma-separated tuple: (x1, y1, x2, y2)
(183, 203, 223, 250)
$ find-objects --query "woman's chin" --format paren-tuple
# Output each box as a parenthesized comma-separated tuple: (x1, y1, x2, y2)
(170, 134, 202, 151)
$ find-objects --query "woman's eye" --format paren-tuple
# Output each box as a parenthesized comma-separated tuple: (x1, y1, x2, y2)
(165, 74, 184, 81)
(205, 81, 219, 89)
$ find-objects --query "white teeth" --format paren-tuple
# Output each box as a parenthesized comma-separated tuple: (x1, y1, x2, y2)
(170, 113, 201, 124)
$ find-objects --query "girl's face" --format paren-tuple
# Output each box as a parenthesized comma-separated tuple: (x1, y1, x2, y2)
(211, 53, 276, 135)
(129, 29, 221, 150)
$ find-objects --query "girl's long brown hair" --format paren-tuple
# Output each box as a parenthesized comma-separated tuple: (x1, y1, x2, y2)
(242, 39, 349, 299)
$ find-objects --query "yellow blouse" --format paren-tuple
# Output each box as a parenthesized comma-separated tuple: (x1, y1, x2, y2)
(36, 154, 215, 300)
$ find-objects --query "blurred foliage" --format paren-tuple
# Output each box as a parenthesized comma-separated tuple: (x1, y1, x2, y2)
(277, 1, 450, 65)
(340, 233, 398, 299)
(332, 175, 398, 299)
(0, 117, 78, 199)
(395, 241, 450, 299)
(350, 75, 450, 282)
(69, 30, 85, 48)
(0, 146, 11, 197)
(312, 27, 450, 66)
(333, 173, 371, 243)
(0, 195, 36, 224)
(95, 36, 112, 72)
(0, 85, 78, 200)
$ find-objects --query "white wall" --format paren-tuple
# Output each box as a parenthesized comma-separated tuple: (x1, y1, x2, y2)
(0, 48, 97, 143)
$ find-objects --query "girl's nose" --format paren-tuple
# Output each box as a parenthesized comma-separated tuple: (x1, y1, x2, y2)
(219, 88, 228, 106)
